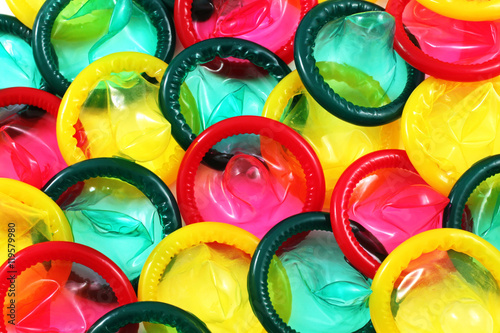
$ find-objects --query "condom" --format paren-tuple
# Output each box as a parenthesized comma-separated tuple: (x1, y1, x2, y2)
(5, 0, 45, 28)
(444, 155, 500, 252)
(294, 0, 423, 126)
(248, 212, 374, 333)
(32, 0, 176, 96)
(175, 0, 316, 64)
(416, 0, 500, 22)
(370, 228, 500, 333)
(57, 52, 184, 186)
(0, 178, 73, 266)
(42, 157, 181, 285)
(262, 69, 402, 209)
(0, 87, 67, 188)
(138, 222, 265, 333)
(387, 0, 500, 81)
(402, 76, 500, 196)
(88, 301, 211, 333)
(0, 241, 138, 332)
(330, 149, 449, 279)
(176, 116, 325, 239)
(159, 37, 291, 151)
(0, 14, 45, 90)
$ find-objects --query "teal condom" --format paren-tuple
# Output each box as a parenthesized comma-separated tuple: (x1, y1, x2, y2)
(248, 212, 374, 333)
(32, 0, 176, 96)
(0, 15, 44, 90)
(42, 158, 181, 286)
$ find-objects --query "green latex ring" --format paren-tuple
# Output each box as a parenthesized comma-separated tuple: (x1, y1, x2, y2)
(87, 301, 211, 333)
(444, 154, 500, 230)
(247, 211, 375, 333)
(294, 0, 424, 126)
(159, 37, 291, 151)
(32, 0, 176, 97)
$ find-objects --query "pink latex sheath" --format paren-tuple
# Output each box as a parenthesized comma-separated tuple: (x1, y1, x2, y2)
(403, 0, 500, 65)
(193, 0, 301, 54)
(348, 168, 449, 254)
(0, 109, 67, 189)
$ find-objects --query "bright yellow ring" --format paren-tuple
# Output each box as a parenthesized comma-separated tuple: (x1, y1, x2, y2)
(57, 51, 184, 186)
(415, 0, 500, 22)
(6, 0, 45, 29)
(370, 228, 500, 333)
(0, 178, 73, 264)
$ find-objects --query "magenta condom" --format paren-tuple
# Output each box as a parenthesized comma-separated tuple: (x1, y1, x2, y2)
(176, 116, 325, 239)
(175, 0, 317, 64)
(0, 87, 67, 189)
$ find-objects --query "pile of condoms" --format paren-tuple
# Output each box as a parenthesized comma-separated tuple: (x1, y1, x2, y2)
(1, 0, 500, 332)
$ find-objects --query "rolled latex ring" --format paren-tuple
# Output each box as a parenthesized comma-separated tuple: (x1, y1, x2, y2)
(6, 0, 45, 28)
(0, 87, 60, 116)
(294, 0, 424, 126)
(415, 0, 500, 22)
(386, 0, 500, 82)
(87, 301, 210, 333)
(32, 0, 176, 96)
(330, 149, 417, 279)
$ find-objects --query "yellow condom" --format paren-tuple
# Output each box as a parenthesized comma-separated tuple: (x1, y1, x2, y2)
(0, 178, 73, 265)
(416, 0, 500, 22)
(402, 76, 500, 196)
(370, 228, 500, 333)
(57, 51, 184, 186)
(6, 0, 45, 28)
(263, 69, 401, 209)
(138, 222, 265, 333)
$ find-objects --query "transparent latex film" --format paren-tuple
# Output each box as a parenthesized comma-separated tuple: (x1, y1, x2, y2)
(76, 71, 181, 185)
(180, 59, 278, 136)
(403, 0, 500, 65)
(191, 0, 301, 56)
(0, 191, 54, 265)
(4, 260, 120, 333)
(0, 104, 67, 189)
(0, 33, 43, 89)
(194, 133, 307, 239)
(392, 250, 500, 333)
(348, 168, 449, 260)
(403, 76, 500, 195)
(279, 90, 401, 210)
(57, 177, 162, 281)
(465, 173, 500, 251)
(51, 0, 158, 81)
(155, 242, 264, 333)
(276, 230, 372, 333)
(313, 11, 407, 107)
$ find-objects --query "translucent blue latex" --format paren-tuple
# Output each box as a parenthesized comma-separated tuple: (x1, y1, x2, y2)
(277, 230, 372, 333)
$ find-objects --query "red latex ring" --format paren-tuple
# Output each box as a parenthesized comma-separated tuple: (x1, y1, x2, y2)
(176, 115, 325, 226)
(0, 87, 60, 116)
(0, 241, 138, 332)
(330, 149, 417, 279)
(386, 0, 500, 82)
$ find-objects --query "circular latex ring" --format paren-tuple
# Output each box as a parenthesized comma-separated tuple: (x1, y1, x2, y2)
(138, 222, 264, 332)
(42, 157, 182, 285)
(0, 178, 73, 266)
(386, 0, 500, 82)
(176, 115, 325, 237)
(444, 154, 500, 230)
(370, 228, 500, 333)
(0, 87, 60, 116)
(0, 14, 47, 91)
(88, 301, 210, 333)
(6, 0, 45, 28)
(248, 211, 375, 333)
(160, 37, 291, 151)
(0, 241, 138, 332)
(262, 69, 402, 209)
(57, 51, 185, 186)
(32, 0, 176, 96)
(330, 149, 418, 279)
(174, 0, 316, 64)
(415, 0, 500, 22)
(294, 0, 424, 126)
